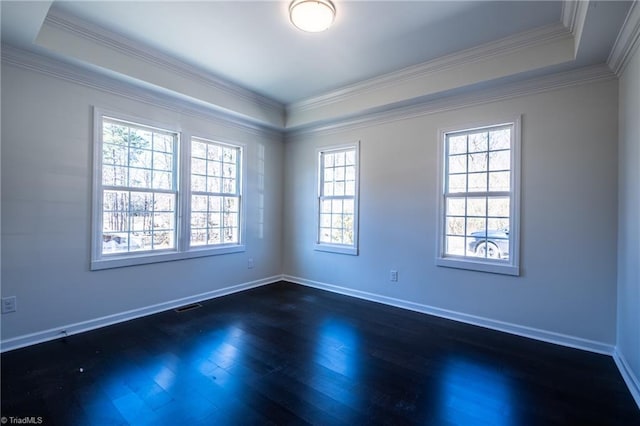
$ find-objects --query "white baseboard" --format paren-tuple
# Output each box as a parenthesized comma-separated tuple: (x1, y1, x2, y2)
(0, 275, 282, 353)
(284, 275, 615, 356)
(613, 348, 640, 409)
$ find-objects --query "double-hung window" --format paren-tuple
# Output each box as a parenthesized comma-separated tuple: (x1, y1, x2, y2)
(315, 143, 360, 255)
(190, 138, 242, 247)
(92, 110, 244, 270)
(436, 119, 520, 275)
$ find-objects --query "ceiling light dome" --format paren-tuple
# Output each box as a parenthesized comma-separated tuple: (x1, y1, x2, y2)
(289, 0, 336, 33)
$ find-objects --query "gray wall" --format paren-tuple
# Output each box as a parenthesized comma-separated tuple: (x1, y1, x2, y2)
(617, 43, 640, 387)
(284, 79, 619, 345)
(1, 62, 284, 341)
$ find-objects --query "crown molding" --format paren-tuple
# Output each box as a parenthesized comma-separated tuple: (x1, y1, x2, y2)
(286, 64, 615, 139)
(288, 22, 572, 115)
(1, 44, 283, 140)
(608, 1, 640, 76)
(41, 8, 284, 113)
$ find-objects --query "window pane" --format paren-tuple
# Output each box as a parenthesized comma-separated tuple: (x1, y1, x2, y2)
(468, 132, 488, 152)
(152, 171, 173, 190)
(192, 158, 206, 175)
(448, 154, 466, 174)
(468, 173, 487, 192)
(343, 199, 354, 214)
(448, 174, 467, 193)
(223, 178, 236, 194)
(206, 145, 221, 161)
(192, 195, 208, 212)
(319, 228, 331, 243)
(209, 196, 221, 212)
(324, 168, 334, 183)
(103, 166, 127, 186)
(468, 153, 488, 173)
(467, 197, 486, 217)
(324, 153, 334, 167)
(192, 141, 207, 159)
(345, 150, 356, 165)
(153, 213, 174, 231)
(489, 150, 510, 171)
(153, 134, 174, 153)
(488, 197, 510, 217)
(332, 199, 343, 214)
(207, 177, 222, 193)
(103, 122, 128, 145)
(130, 128, 152, 150)
(222, 147, 236, 163)
(489, 171, 510, 191)
(446, 217, 465, 236)
(345, 180, 355, 196)
(130, 149, 152, 169)
(192, 175, 206, 192)
(130, 168, 151, 188)
(324, 182, 334, 196)
(223, 164, 236, 178)
(489, 128, 511, 150)
(191, 230, 206, 246)
(448, 135, 467, 154)
(466, 217, 486, 234)
(103, 143, 128, 166)
(445, 236, 466, 256)
(446, 197, 465, 216)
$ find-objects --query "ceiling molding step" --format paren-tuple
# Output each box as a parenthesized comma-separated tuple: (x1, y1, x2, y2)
(608, 1, 640, 76)
(37, 8, 285, 127)
(286, 64, 615, 139)
(1, 44, 284, 141)
(562, 0, 579, 32)
(288, 22, 572, 115)
(562, 0, 589, 56)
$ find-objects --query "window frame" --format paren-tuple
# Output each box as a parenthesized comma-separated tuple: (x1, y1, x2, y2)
(187, 136, 246, 253)
(314, 142, 360, 256)
(91, 108, 245, 271)
(435, 117, 521, 276)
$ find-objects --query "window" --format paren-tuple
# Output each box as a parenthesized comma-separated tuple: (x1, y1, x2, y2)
(92, 110, 244, 270)
(190, 138, 241, 247)
(316, 143, 360, 255)
(436, 119, 520, 275)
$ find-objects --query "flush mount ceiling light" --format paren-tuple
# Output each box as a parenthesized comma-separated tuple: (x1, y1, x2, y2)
(289, 0, 336, 33)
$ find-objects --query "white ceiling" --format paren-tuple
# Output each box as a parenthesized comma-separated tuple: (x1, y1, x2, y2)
(1, 1, 631, 106)
(46, 1, 564, 104)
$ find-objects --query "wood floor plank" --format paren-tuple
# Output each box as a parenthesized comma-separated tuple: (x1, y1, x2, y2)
(2, 281, 638, 425)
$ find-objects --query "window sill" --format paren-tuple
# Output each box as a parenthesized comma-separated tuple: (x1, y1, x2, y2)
(314, 243, 358, 256)
(91, 244, 245, 270)
(436, 256, 519, 276)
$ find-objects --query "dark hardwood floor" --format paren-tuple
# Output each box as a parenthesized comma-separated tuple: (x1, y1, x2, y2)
(2, 281, 638, 425)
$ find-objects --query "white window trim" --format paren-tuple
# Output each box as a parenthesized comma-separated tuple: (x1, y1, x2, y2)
(91, 107, 245, 271)
(314, 142, 360, 256)
(435, 117, 521, 276)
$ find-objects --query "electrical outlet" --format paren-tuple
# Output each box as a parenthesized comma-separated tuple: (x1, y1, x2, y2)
(2, 296, 17, 314)
(390, 270, 398, 282)
(247, 258, 254, 269)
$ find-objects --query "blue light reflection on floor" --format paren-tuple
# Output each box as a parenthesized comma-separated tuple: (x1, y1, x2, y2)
(86, 324, 247, 423)
(314, 318, 360, 378)
(438, 358, 514, 426)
